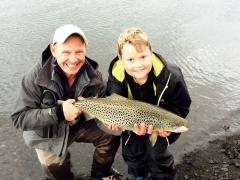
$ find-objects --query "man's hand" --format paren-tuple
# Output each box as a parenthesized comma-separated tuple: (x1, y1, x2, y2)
(62, 99, 82, 121)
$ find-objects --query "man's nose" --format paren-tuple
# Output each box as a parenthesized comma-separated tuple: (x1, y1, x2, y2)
(69, 53, 77, 62)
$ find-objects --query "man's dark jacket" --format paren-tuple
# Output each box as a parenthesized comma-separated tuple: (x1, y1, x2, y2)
(11, 45, 106, 156)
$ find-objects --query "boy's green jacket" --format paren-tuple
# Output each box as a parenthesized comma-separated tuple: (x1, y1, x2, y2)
(107, 52, 192, 144)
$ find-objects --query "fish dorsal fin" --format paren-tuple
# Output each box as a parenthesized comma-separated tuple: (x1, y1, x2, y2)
(107, 93, 128, 101)
(77, 96, 97, 101)
(77, 96, 85, 101)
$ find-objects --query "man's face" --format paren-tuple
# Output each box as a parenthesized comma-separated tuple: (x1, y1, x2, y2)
(50, 36, 86, 78)
(120, 43, 153, 84)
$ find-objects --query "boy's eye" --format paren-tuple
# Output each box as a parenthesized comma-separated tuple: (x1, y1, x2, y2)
(128, 58, 133, 62)
(141, 56, 145, 59)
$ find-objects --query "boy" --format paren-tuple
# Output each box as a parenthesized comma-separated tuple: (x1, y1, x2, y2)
(107, 27, 191, 179)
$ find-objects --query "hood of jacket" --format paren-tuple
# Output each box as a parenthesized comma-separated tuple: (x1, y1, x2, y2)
(34, 45, 101, 92)
(107, 52, 191, 116)
(108, 52, 169, 82)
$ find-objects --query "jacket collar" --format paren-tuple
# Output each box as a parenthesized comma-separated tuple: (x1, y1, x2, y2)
(111, 52, 165, 82)
(34, 45, 101, 92)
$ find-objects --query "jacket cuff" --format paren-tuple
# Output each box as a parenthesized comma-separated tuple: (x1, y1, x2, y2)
(168, 132, 181, 144)
(56, 104, 65, 121)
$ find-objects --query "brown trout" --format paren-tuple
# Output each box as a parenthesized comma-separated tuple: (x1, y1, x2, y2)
(71, 94, 189, 146)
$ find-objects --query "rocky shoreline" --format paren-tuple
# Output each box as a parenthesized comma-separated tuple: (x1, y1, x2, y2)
(176, 133, 240, 180)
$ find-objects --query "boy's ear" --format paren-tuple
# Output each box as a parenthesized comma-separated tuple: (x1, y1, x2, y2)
(118, 54, 122, 60)
(150, 47, 153, 53)
(50, 44, 56, 57)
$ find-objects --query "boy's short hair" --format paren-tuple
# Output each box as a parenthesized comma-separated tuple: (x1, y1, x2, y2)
(118, 27, 152, 56)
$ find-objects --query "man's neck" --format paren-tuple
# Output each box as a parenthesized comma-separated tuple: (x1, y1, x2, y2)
(65, 75, 76, 87)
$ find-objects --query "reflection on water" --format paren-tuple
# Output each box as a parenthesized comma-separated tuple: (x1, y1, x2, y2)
(0, 1, 240, 136)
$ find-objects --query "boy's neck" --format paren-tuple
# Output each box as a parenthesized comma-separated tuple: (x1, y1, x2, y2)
(133, 76, 148, 85)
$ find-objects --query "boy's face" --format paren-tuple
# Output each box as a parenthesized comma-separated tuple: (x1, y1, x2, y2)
(50, 36, 86, 78)
(119, 43, 153, 84)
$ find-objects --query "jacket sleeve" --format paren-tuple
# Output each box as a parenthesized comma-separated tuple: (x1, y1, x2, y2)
(167, 67, 191, 118)
(164, 66, 191, 144)
(11, 65, 59, 131)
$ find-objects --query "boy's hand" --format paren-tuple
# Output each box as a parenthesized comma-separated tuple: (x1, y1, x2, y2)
(62, 99, 82, 121)
(133, 123, 153, 135)
(133, 123, 171, 137)
(108, 123, 171, 137)
(158, 131, 171, 137)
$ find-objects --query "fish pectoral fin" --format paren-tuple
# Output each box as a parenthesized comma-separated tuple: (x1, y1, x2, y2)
(103, 123, 109, 126)
(83, 112, 95, 120)
(149, 131, 158, 147)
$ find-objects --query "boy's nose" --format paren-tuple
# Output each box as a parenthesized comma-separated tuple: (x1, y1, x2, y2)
(134, 59, 143, 67)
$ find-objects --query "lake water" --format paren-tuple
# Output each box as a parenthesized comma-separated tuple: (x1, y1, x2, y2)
(1, 0, 240, 169)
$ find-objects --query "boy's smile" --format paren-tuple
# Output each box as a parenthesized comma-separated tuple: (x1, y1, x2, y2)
(120, 43, 153, 85)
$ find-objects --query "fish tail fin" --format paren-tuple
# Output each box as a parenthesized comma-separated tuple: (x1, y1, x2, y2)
(149, 131, 158, 146)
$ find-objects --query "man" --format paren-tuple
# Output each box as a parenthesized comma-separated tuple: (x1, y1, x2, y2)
(11, 24, 121, 180)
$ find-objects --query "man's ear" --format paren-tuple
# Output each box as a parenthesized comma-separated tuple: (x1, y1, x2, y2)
(50, 44, 56, 57)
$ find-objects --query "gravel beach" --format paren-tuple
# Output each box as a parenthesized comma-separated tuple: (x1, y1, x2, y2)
(1, 111, 240, 179)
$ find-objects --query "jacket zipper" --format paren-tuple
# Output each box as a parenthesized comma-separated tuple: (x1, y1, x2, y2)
(59, 120, 68, 157)
(157, 73, 171, 106)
